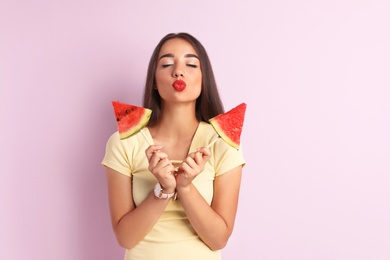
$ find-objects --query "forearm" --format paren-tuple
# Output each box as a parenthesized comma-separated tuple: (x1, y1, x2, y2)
(113, 192, 170, 249)
(176, 184, 232, 250)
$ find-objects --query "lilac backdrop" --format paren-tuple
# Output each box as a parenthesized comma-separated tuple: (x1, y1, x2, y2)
(1, 1, 389, 259)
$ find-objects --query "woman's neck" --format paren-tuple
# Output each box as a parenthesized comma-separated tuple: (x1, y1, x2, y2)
(151, 102, 199, 137)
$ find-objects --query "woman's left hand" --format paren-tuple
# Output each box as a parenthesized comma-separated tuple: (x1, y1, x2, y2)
(175, 147, 211, 188)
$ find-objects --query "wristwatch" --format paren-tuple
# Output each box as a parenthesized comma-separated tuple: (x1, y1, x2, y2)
(154, 183, 175, 199)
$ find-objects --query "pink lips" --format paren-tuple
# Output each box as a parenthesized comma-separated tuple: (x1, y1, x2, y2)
(172, 80, 186, 91)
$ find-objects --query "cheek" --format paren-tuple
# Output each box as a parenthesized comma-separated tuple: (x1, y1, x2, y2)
(196, 74, 203, 86)
(155, 68, 170, 81)
(154, 71, 163, 83)
(192, 70, 202, 82)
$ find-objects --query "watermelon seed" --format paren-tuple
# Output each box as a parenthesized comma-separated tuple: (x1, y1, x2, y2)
(116, 118, 120, 121)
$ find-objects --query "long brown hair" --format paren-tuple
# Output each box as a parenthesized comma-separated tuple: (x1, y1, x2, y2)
(142, 32, 224, 126)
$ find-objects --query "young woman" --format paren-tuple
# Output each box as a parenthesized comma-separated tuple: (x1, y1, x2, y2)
(102, 32, 245, 259)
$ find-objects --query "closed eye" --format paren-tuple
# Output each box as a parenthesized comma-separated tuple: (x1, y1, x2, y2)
(187, 64, 198, 68)
(162, 64, 173, 68)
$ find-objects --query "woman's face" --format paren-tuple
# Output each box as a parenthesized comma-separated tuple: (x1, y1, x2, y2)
(155, 38, 202, 104)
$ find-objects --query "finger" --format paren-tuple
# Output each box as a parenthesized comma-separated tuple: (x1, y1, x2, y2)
(180, 162, 193, 174)
(157, 164, 176, 182)
(195, 147, 212, 158)
(149, 151, 169, 168)
(176, 163, 196, 186)
(194, 151, 204, 164)
(151, 159, 175, 179)
(183, 156, 197, 168)
(187, 152, 196, 160)
(145, 145, 163, 161)
(181, 158, 200, 176)
(161, 161, 175, 174)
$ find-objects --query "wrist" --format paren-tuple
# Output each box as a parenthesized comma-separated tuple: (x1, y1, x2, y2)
(176, 184, 192, 194)
(160, 184, 175, 194)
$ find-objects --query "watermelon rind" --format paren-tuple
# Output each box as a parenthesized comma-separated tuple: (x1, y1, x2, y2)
(209, 103, 246, 150)
(119, 109, 152, 139)
(112, 101, 152, 140)
(209, 119, 238, 149)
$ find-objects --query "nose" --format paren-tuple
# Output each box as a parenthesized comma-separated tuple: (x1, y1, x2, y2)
(172, 65, 184, 78)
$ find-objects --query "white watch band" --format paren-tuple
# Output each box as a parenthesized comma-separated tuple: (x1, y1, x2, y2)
(154, 183, 175, 199)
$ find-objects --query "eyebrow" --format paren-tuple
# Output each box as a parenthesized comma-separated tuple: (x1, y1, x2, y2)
(158, 53, 200, 60)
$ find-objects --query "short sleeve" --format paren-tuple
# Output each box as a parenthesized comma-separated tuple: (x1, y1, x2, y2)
(101, 132, 132, 177)
(214, 139, 246, 177)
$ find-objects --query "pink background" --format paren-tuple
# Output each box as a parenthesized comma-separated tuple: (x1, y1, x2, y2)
(1, 1, 389, 259)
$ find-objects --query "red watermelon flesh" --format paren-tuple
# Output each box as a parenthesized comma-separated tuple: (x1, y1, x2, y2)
(112, 101, 152, 140)
(209, 103, 246, 149)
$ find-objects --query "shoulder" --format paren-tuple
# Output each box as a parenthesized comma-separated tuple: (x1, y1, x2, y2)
(105, 130, 145, 152)
(198, 121, 219, 138)
(103, 130, 149, 175)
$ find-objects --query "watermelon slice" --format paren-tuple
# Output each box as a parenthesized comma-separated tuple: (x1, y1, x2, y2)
(209, 103, 246, 149)
(112, 101, 152, 140)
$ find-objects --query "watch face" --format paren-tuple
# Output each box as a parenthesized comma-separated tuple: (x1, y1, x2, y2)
(154, 183, 162, 198)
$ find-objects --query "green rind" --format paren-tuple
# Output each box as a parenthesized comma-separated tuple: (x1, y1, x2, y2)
(209, 118, 240, 149)
(209, 103, 246, 150)
(112, 101, 152, 140)
(119, 109, 152, 139)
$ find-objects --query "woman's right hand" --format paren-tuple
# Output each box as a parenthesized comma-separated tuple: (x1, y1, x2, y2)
(145, 145, 176, 193)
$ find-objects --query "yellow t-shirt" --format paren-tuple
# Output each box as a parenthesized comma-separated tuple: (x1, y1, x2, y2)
(102, 121, 245, 260)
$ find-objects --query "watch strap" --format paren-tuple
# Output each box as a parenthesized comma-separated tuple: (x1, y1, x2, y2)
(154, 183, 175, 199)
